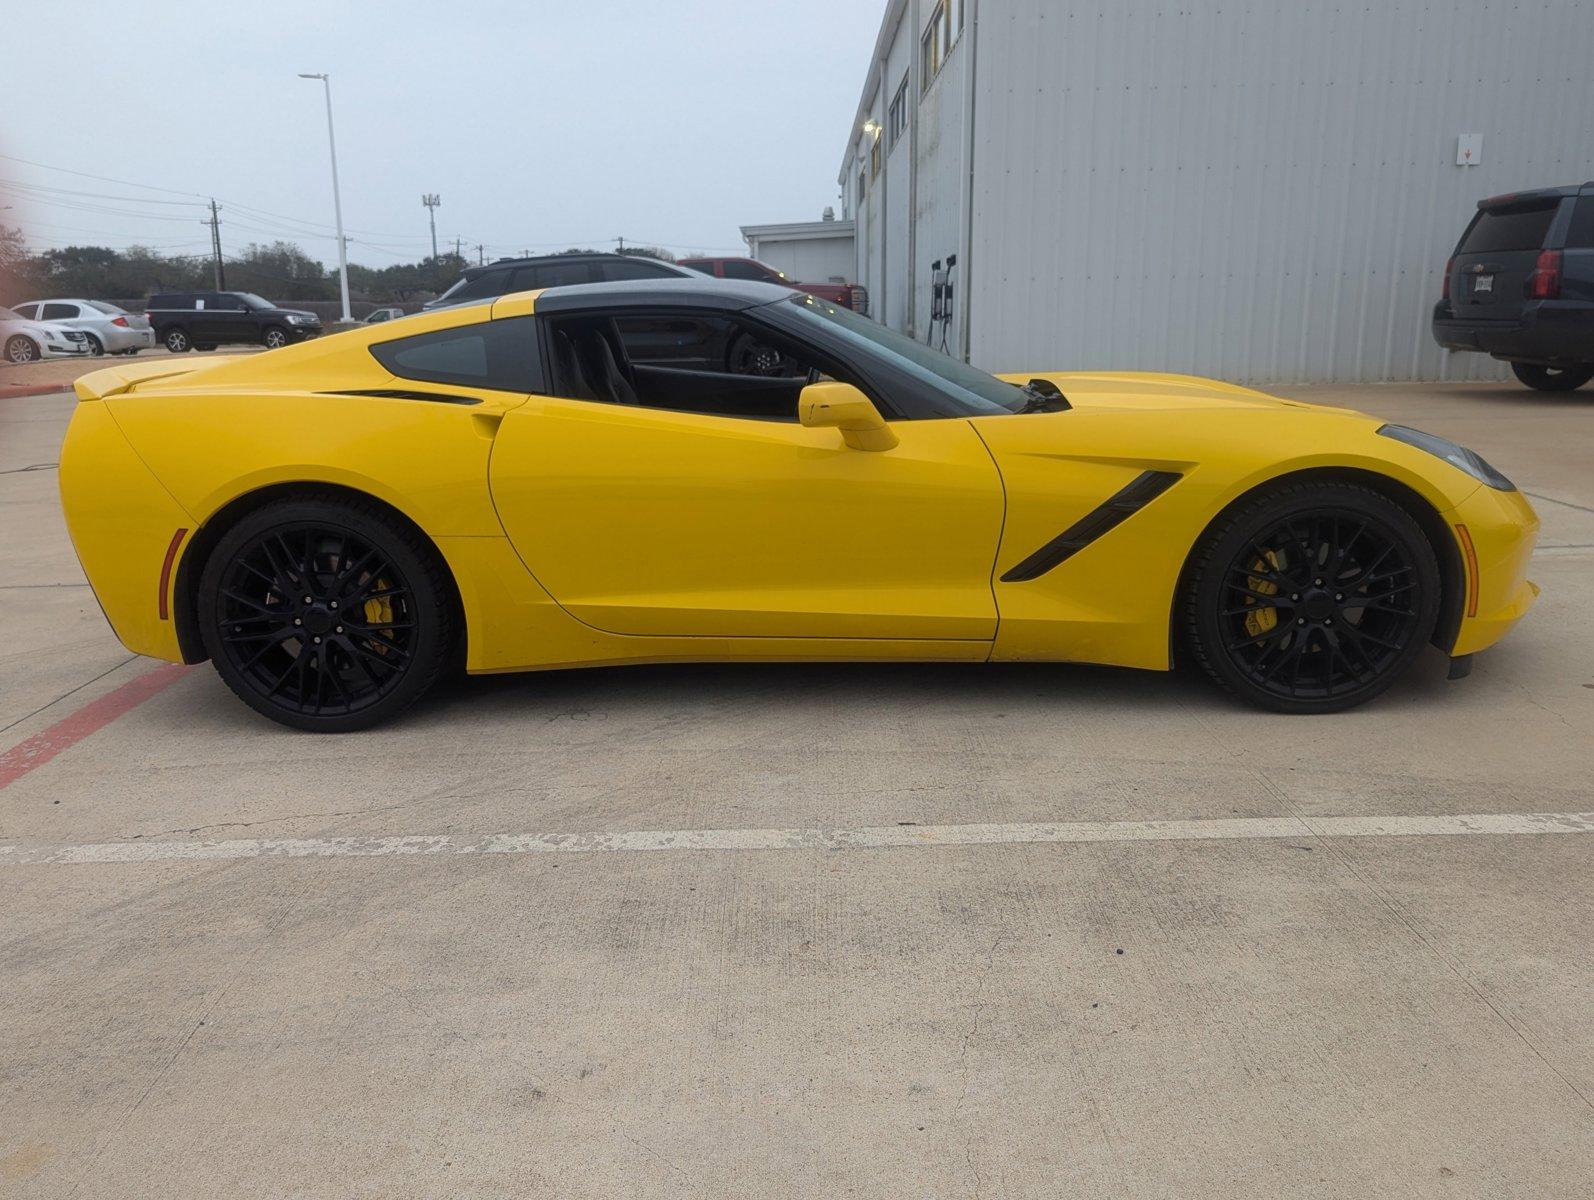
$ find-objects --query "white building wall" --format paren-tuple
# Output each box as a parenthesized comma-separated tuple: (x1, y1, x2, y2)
(845, 0, 1594, 383)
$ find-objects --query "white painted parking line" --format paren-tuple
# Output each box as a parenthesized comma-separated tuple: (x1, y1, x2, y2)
(2, 811, 1590, 867)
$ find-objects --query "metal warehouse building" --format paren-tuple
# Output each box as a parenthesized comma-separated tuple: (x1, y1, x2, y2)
(840, 0, 1594, 382)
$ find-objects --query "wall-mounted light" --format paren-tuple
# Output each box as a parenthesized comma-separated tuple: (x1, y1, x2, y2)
(863, 119, 882, 139)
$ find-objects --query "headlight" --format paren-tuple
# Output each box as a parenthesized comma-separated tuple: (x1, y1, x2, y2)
(1377, 424, 1515, 491)
(287, 314, 315, 325)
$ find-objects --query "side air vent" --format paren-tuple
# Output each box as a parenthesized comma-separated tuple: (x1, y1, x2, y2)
(1000, 470, 1183, 583)
(318, 388, 482, 407)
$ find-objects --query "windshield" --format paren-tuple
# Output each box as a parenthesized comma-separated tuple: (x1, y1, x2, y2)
(238, 293, 274, 310)
(87, 300, 125, 315)
(777, 293, 1027, 415)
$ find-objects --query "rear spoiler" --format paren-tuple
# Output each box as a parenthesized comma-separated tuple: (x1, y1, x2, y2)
(73, 361, 204, 402)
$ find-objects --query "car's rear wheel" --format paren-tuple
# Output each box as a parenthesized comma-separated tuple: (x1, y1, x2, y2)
(262, 326, 289, 350)
(164, 328, 191, 353)
(1511, 362, 1594, 391)
(5, 335, 39, 363)
(198, 496, 457, 732)
(1182, 481, 1440, 713)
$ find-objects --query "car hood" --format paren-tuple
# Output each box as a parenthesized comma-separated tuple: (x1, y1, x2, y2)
(992, 370, 1351, 414)
(270, 308, 321, 321)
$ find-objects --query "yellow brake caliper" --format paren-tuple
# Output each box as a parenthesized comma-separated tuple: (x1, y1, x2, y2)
(363, 581, 395, 652)
(1243, 550, 1281, 638)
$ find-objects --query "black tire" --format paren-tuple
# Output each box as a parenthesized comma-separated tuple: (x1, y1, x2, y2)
(262, 326, 290, 350)
(5, 335, 39, 364)
(1511, 362, 1593, 391)
(1182, 481, 1440, 713)
(198, 494, 457, 732)
(83, 333, 105, 356)
(164, 327, 191, 353)
(194, 344, 218, 352)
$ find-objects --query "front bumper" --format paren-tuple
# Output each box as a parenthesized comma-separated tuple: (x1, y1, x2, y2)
(1446, 484, 1539, 658)
(39, 340, 92, 359)
(1432, 299, 1594, 365)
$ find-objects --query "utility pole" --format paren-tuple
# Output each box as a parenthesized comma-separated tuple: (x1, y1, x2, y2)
(453, 236, 462, 260)
(475, 243, 485, 265)
(298, 72, 352, 322)
(616, 235, 625, 252)
(205, 199, 226, 289)
(421, 193, 440, 260)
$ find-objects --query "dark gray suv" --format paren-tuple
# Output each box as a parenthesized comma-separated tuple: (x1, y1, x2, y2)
(1432, 183, 1594, 390)
(424, 253, 693, 310)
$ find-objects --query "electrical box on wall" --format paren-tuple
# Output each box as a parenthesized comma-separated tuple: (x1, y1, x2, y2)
(1456, 134, 1483, 166)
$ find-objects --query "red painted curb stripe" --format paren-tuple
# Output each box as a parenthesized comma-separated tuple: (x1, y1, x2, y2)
(0, 663, 193, 791)
(0, 385, 74, 400)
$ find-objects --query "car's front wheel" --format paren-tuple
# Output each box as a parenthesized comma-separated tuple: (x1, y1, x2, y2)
(83, 333, 105, 356)
(5, 335, 39, 363)
(1182, 481, 1440, 713)
(1511, 362, 1594, 391)
(262, 326, 289, 350)
(164, 328, 191, 353)
(198, 495, 457, 731)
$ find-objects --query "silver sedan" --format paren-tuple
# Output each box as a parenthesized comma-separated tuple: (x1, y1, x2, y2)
(9, 299, 156, 356)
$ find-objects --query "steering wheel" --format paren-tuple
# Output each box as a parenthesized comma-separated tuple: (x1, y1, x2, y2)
(724, 329, 807, 378)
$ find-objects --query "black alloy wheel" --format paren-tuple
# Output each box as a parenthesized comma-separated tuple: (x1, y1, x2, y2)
(1184, 481, 1440, 713)
(1511, 362, 1594, 392)
(198, 497, 455, 731)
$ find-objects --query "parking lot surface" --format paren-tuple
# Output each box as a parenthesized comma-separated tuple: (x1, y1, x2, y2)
(2, 381, 1591, 1197)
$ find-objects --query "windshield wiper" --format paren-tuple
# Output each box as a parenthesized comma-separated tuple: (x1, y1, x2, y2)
(1016, 378, 1071, 413)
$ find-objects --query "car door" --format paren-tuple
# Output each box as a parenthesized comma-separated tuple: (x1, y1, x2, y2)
(40, 301, 81, 330)
(488, 313, 1004, 644)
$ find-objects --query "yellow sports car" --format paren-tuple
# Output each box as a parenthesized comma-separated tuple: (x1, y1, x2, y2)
(59, 278, 1538, 731)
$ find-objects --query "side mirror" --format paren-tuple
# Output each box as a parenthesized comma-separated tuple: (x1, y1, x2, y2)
(798, 381, 898, 451)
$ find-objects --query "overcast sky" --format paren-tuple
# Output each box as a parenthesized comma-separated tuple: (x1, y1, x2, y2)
(2, 1, 884, 266)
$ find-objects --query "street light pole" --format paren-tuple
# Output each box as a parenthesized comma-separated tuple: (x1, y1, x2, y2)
(298, 72, 351, 323)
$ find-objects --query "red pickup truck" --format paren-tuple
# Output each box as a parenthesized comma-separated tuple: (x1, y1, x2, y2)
(678, 256, 868, 313)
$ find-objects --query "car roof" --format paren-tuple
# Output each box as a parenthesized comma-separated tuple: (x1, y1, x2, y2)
(531, 276, 794, 314)
(462, 252, 692, 279)
(1478, 184, 1592, 208)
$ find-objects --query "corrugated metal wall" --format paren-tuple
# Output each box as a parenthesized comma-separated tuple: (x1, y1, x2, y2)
(860, 0, 1594, 382)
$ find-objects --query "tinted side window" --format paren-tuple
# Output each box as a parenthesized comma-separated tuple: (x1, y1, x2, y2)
(679, 260, 717, 276)
(444, 270, 511, 303)
(11, 303, 39, 319)
(370, 315, 543, 393)
(41, 303, 79, 320)
(513, 261, 592, 290)
(1567, 197, 1594, 249)
(1458, 202, 1560, 253)
(597, 259, 675, 282)
(721, 260, 775, 282)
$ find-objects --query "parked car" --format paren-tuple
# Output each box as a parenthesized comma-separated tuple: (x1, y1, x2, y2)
(423, 253, 694, 310)
(10, 298, 155, 356)
(678, 256, 867, 312)
(362, 306, 406, 324)
(1, 305, 92, 363)
(145, 291, 323, 353)
(1432, 183, 1594, 390)
(62, 276, 1536, 731)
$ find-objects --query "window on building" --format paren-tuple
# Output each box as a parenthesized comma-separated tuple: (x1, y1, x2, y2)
(870, 134, 881, 178)
(887, 75, 909, 149)
(858, 169, 867, 206)
(921, 3, 945, 93)
(950, 0, 965, 43)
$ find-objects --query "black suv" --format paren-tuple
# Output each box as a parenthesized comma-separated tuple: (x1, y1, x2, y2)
(1432, 184, 1594, 390)
(424, 253, 693, 310)
(145, 291, 323, 353)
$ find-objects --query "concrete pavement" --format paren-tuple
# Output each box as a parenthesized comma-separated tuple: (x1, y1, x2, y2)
(1, 381, 1591, 1197)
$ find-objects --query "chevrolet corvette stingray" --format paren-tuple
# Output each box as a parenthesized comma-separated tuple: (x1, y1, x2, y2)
(59, 278, 1538, 731)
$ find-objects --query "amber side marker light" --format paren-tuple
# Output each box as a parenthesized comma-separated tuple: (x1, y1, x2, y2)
(1454, 524, 1480, 619)
(158, 528, 188, 620)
